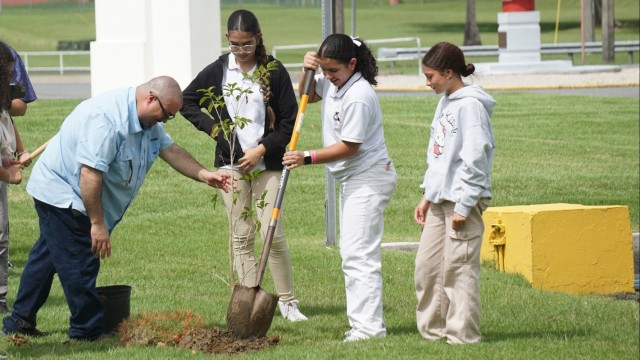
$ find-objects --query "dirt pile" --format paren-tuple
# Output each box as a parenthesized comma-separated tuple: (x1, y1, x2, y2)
(119, 310, 279, 355)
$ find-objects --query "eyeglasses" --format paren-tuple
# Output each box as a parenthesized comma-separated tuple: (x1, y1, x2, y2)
(228, 44, 256, 54)
(150, 91, 175, 121)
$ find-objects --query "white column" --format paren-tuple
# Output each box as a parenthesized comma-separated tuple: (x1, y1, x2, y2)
(90, 0, 220, 97)
(497, 11, 541, 64)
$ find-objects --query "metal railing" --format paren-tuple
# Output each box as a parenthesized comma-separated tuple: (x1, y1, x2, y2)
(20, 39, 639, 75)
(20, 50, 90, 74)
(377, 40, 640, 65)
(272, 37, 423, 75)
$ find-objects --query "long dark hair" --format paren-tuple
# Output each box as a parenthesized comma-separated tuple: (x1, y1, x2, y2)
(0, 41, 13, 112)
(227, 9, 275, 127)
(422, 42, 475, 78)
(317, 34, 378, 86)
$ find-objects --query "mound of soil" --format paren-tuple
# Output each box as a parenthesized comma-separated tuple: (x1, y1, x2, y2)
(178, 327, 279, 355)
(118, 310, 278, 355)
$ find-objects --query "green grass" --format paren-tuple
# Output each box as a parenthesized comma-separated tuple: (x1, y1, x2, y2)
(0, 93, 638, 359)
(0, 0, 638, 72)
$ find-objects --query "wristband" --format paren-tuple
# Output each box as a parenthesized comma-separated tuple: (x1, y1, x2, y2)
(303, 151, 312, 165)
(310, 150, 317, 164)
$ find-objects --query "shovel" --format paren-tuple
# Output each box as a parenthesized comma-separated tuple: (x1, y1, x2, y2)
(20, 138, 51, 166)
(226, 68, 316, 339)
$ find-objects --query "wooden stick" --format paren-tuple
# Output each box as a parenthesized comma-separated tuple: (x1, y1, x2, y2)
(21, 139, 50, 165)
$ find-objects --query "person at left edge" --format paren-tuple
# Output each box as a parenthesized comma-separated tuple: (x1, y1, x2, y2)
(7, 44, 37, 118)
(2, 76, 232, 341)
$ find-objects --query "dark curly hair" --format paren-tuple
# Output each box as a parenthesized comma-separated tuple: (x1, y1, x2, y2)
(227, 9, 275, 127)
(317, 34, 378, 86)
(0, 41, 13, 112)
(422, 42, 475, 78)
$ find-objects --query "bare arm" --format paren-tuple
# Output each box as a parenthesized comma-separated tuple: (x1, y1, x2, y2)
(79, 165, 111, 259)
(282, 140, 360, 170)
(160, 143, 232, 192)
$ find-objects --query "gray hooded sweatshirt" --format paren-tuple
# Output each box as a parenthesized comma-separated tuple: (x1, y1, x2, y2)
(420, 84, 496, 217)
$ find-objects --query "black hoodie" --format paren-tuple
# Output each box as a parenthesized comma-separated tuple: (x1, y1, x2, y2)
(180, 53, 298, 170)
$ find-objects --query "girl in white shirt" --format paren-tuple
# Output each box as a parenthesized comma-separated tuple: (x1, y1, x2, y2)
(283, 34, 397, 343)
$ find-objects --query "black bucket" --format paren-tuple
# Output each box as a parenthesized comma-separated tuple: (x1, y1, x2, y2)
(96, 285, 131, 333)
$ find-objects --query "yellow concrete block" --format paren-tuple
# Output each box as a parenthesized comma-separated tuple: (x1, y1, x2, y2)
(481, 203, 634, 295)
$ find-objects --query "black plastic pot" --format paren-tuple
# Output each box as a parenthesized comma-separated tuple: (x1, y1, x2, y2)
(96, 285, 131, 333)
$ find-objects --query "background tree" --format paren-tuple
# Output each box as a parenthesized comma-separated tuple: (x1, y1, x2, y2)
(334, 0, 344, 33)
(464, 0, 481, 45)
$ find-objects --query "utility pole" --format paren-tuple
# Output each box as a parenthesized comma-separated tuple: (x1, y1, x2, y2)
(322, 0, 337, 247)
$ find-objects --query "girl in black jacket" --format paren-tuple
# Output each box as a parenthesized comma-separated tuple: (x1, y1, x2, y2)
(180, 9, 307, 322)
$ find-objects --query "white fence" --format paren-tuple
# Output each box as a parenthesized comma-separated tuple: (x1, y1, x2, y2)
(272, 37, 423, 75)
(19, 39, 639, 75)
(21, 50, 90, 74)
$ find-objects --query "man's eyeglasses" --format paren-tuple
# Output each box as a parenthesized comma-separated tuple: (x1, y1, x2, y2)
(228, 44, 256, 54)
(150, 91, 175, 121)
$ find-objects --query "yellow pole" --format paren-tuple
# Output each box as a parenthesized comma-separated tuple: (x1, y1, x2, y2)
(554, 0, 562, 44)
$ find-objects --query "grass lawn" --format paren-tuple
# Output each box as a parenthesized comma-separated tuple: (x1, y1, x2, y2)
(0, 92, 637, 359)
(0, 0, 638, 72)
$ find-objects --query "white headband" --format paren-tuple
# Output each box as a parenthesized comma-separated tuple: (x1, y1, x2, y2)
(351, 36, 362, 47)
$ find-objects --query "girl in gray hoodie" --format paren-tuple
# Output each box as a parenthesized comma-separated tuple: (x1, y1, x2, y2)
(413, 42, 495, 344)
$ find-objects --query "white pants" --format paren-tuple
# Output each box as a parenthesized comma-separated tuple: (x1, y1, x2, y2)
(339, 162, 396, 338)
(220, 169, 297, 302)
(414, 201, 485, 344)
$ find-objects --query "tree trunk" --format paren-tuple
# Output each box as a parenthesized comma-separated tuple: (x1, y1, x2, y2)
(583, 0, 595, 42)
(334, 0, 344, 34)
(594, 0, 602, 26)
(601, 0, 614, 63)
(464, 0, 481, 46)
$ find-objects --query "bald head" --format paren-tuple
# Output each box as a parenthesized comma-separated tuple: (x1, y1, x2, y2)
(140, 76, 183, 105)
(135, 76, 183, 127)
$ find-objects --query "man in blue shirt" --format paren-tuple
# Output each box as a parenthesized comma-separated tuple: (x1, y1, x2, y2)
(2, 75, 231, 341)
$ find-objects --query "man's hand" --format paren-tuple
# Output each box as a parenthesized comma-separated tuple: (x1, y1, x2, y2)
(91, 223, 111, 260)
(200, 170, 232, 193)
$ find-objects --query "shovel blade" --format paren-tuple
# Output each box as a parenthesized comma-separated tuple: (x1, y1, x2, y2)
(227, 284, 279, 339)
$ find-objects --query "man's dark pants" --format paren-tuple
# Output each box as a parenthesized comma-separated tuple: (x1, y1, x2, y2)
(2, 199, 103, 340)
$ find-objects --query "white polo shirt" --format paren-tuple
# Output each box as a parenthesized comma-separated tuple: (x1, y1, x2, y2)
(223, 53, 266, 170)
(315, 72, 390, 180)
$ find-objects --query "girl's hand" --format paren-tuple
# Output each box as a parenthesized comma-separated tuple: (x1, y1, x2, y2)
(7, 164, 23, 184)
(282, 150, 304, 170)
(303, 52, 319, 71)
(413, 198, 431, 225)
(238, 145, 265, 173)
(18, 151, 32, 167)
(451, 212, 467, 231)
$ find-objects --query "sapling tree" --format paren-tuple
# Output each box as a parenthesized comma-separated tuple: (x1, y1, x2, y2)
(197, 60, 278, 288)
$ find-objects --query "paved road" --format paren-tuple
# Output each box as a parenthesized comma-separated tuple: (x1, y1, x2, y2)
(29, 64, 640, 99)
(31, 79, 640, 100)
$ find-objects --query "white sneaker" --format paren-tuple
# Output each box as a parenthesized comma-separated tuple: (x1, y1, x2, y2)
(278, 300, 308, 322)
(343, 329, 370, 343)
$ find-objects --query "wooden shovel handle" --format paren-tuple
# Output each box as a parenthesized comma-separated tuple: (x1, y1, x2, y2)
(21, 139, 50, 165)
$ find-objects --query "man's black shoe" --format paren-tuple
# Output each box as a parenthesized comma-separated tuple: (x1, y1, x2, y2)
(2, 318, 49, 337)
